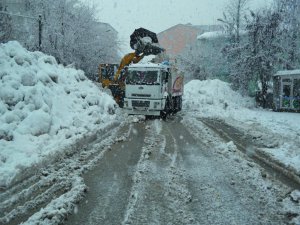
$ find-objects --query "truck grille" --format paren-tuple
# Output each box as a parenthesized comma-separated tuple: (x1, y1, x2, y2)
(132, 93, 151, 97)
(132, 100, 150, 107)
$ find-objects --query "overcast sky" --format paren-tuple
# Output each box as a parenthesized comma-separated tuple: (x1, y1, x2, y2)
(83, 0, 274, 53)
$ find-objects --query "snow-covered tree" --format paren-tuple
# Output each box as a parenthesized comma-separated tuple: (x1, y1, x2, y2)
(178, 43, 209, 81)
(225, 9, 282, 105)
(248, 10, 281, 104)
(3, 0, 119, 79)
(275, 0, 300, 69)
(219, 0, 253, 94)
(218, 0, 250, 43)
(178, 33, 229, 81)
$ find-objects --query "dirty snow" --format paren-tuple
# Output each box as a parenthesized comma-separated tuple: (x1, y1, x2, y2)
(183, 80, 300, 223)
(282, 190, 300, 225)
(0, 41, 117, 188)
(122, 120, 196, 225)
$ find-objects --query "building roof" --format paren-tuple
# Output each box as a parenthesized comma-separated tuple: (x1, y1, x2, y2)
(197, 31, 227, 40)
(157, 23, 223, 56)
(158, 24, 222, 36)
(274, 70, 300, 76)
(94, 22, 118, 34)
(197, 30, 248, 40)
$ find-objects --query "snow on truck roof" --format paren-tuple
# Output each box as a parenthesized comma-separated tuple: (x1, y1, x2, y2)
(128, 62, 169, 69)
(274, 70, 300, 76)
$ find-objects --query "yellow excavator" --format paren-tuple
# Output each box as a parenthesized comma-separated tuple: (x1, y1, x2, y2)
(99, 28, 164, 107)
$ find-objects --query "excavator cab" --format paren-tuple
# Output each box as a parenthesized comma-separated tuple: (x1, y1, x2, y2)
(98, 63, 118, 88)
(98, 28, 165, 107)
(98, 63, 125, 107)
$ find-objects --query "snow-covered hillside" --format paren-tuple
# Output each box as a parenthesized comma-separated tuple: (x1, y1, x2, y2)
(184, 79, 300, 175)
(0, 41, 117, 187)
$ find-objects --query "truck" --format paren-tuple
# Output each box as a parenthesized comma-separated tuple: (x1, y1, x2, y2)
(98, 28, 165, 107)
(123, 61, 184, 118)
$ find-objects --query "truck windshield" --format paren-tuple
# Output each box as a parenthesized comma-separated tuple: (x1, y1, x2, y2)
(126, 70, 159, 85)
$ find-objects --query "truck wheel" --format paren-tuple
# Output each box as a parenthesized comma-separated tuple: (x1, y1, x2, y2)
(160, 111, 167, 120)
(172, 96, 182, 113)
(161, 97, 170, 119)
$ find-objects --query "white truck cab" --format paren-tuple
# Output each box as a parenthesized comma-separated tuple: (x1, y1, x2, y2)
(123, 62, 183, 117)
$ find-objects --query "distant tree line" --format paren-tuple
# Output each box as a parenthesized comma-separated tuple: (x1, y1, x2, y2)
(0, 0, 120, 80)
(178, 0, 300, 106)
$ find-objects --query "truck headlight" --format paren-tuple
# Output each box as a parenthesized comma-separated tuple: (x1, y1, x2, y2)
(154, 102, 160, 108)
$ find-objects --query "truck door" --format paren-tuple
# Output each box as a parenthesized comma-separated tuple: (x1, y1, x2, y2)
(281, 78, 292, 108)
(161, 71, 169, 96)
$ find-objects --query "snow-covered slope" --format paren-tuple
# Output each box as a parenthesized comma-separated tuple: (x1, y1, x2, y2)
(0, 41, 117, 187)
(183, 79, 300, 175)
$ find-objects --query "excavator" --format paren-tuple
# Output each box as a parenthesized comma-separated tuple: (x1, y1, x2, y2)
(99, 28, 165, 107)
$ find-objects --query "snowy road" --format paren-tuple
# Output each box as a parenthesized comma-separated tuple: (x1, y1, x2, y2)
(1, 115, 296, 225)
(1, 42, 299, 225)
(64, 115, 289, 225)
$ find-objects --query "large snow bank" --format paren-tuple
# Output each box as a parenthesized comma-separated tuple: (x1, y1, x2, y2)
(184, 79, 255, 117)
(0, 41, 117, 187)
(184, 79, 300, 174)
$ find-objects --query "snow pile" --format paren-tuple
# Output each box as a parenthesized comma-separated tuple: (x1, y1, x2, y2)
(183, 79, 300, 175)
(0, 41, 117, 187)
(183, 79, 255, 117)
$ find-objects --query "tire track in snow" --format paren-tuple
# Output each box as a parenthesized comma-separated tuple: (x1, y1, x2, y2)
(200, 118, 300, 189)
(64, 120, 146, 225)
(0, 121, 126, 225)
(178, 115, 287, 225)
(163, 122, 197, 224)
(123, 119, 196, 225)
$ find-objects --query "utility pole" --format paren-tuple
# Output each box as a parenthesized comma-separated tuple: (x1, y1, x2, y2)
(38, 14, 42, 51)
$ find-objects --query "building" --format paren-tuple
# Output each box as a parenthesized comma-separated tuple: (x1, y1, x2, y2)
(1, 0, 27, 13)
(95, 22, 118, 37)
(1, 0, 36, 46)
(273, 70, 300, 111)
(157, 23, 221, 56)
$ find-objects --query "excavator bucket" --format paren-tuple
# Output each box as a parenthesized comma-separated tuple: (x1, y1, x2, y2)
(130, 28, 158, 49)
(130, 28, 165, 56)
(142, 43, 165, 56)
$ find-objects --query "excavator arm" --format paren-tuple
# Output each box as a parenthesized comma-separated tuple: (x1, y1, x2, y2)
(113, 52, 144, 81)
